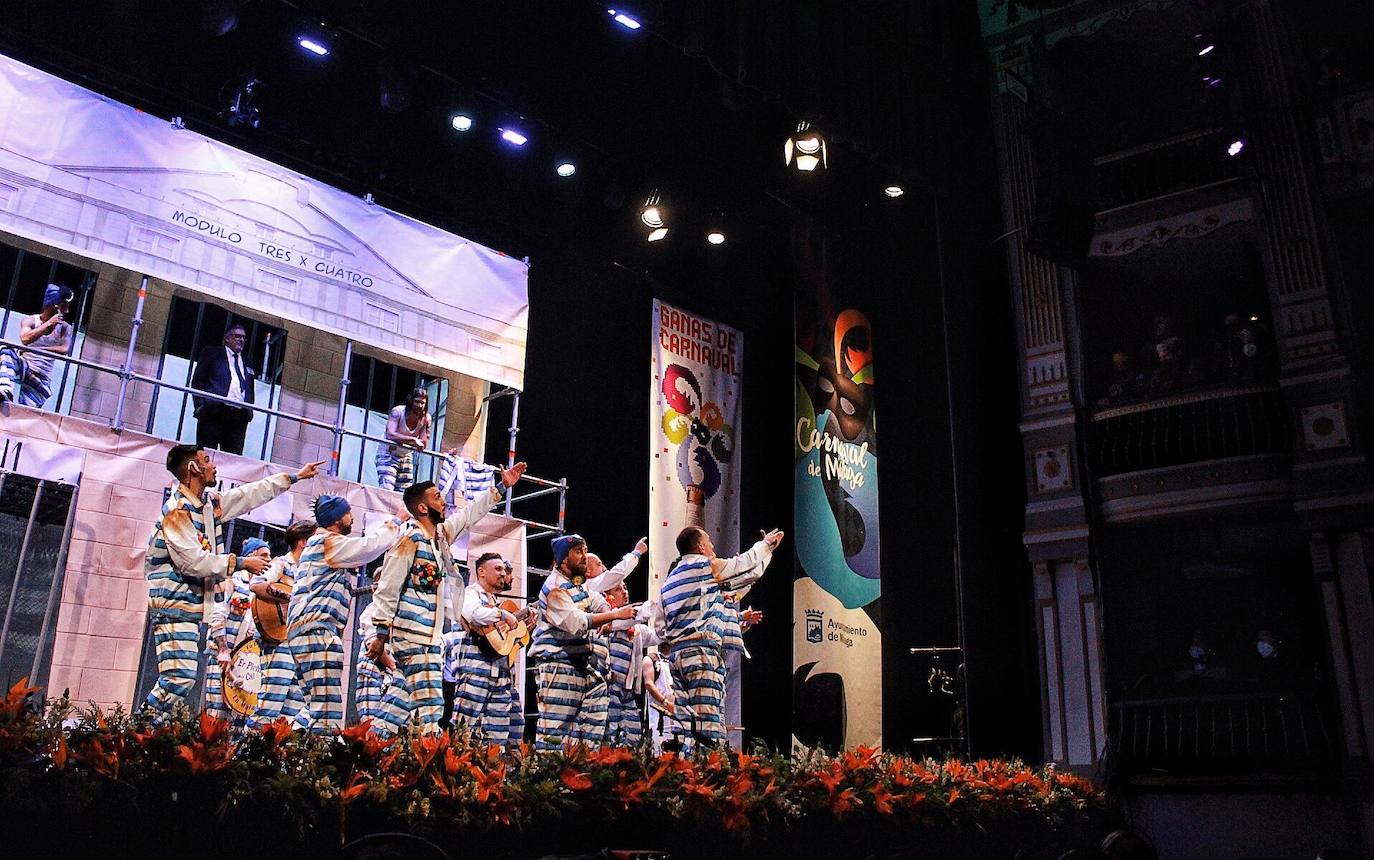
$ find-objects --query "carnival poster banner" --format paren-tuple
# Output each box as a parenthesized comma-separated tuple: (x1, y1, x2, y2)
(793, 240, 883, 752)
(648, 300, 743, 597)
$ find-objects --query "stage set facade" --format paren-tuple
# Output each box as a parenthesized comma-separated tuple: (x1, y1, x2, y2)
(981, 0, 1374, 856)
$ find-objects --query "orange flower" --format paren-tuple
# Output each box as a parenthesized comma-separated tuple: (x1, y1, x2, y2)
(340, 772, 370, 803)
(473, 761, 506, 804)
(561, 767, 592, 791)
(256, 718, 294, 751)
(0, 677, 39, 721)
(589, 746, 634, 767)
(50, 734, 67, 770)
(869, 783, 894, 814)
(946, 788, 961, 804)
(830, 786, 858, 816)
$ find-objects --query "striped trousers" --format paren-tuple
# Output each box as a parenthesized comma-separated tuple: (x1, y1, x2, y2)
(534, 659, 609, 752)
(670, 643, 726, 745)
(204, 655, 231, 721)
(0, 350, 50, 408)
(143, 619, 201, 723)
(374, 447, 415, 491)
(356, 664, 411, 735)
(606, 688, 643, 747)
(391, 635, 444, 735)
(248, 640, 309, 730)
(289, 630, 345, 733)
(455, 647, 524, 747)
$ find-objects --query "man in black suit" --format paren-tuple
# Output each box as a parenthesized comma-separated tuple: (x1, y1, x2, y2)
(191, 323, 255, 454)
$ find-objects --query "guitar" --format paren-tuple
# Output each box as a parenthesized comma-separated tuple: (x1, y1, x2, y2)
(472, 599, 534, 666)
(251, 589, 290, 644)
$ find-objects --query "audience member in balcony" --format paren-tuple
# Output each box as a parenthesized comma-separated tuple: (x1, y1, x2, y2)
(0, 283, 74, 409)
(1246, 628, 1294, 688)
(1100, 350, 1143, 405)
(1148, 336, 1195, 394)
(376, 388, 432, 491)
(1174, 631, 1226, 684)
(191, 323, 256, 455)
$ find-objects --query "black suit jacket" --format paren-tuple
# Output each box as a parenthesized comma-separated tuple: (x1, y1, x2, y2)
(191, 346, 256, 413)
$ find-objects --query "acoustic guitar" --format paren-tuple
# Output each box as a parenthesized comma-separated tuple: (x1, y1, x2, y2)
(252, 591, 290, 645)
(472, 599, 534, 667)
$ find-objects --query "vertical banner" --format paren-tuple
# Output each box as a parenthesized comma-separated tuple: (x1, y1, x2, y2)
(648, 299, 743, 594)
(793, 235, 883, 752)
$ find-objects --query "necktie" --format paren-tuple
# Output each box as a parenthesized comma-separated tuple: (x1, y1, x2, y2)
(232, 353, 246, 398)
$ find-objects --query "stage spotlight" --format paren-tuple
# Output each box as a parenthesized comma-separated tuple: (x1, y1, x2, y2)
(200, 0, 242, 37)
(298, 36, 329, 56)
(556, 161, 577, 177)
(707, 230, 726, 245)
(220, 77, 262, 129)
(1194, 33, 1216, 56)
(706, 213, 726, 245)
(1226, 137, 1246, 157)
(640, 190, 667, 242)
(499, 127, 529, 147)
(785, 121, 827, 172)
(883, 184, 905, 198)
(608, 8, 643, 30)
(451, 113, 475, 132)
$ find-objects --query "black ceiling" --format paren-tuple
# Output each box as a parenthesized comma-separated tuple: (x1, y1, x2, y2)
(0, 0, 945, 274)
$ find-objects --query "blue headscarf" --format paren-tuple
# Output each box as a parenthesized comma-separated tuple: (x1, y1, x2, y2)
(241, 537, 270, 557)
(551, 533, 585, 566)
(315, 495, 350, 528)
(42, 284, 73, 309)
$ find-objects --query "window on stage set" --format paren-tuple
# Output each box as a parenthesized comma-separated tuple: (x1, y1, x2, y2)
(0, 471, 78, 694)
(146, 296, 287, 460)
(336, 352, 450, 489)
(0, 240, 99, 415)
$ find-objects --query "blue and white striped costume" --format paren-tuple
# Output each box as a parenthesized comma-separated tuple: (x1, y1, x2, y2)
(371, 489, 500, 735)
(531, 575, 612, 750)
(204, 569, 254, 721)
(247, 553, 309, 730)
(604, 624, 654, 747)
(355, 602, 409, 734)
(288, 521, 402, 732)
(454, 582, 525, 747)
(437, 455, 498, 504)
(143, 473, 295, 722)
(718, 599, 747, 750)
(660, 540, 774, 746)
(0, 314, 69, 408)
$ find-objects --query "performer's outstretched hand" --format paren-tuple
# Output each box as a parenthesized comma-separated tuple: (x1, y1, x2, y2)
(762, 529, 785, 550)
(295, 460, 326, 481)
(499, 461, 527, 488)
(634, 536, 648, 555)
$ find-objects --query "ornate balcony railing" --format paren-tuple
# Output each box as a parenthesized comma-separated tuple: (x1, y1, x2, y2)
(1109, 692, 1339, 778)
(1087, 386, 1289, 477)
(1094, 128, 1247, 212)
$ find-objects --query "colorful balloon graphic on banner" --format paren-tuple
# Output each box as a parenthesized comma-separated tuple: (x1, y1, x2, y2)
(662, 363, 734, 525)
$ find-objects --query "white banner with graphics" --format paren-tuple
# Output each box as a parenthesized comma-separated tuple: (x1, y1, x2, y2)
(0, 53, 529, 388)
(648, 300, 743, 595)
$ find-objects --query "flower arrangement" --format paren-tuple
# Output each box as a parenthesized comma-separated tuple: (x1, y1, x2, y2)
(0, 679, 1109, 859)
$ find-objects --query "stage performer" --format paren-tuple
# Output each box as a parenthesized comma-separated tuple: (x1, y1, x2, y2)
(529, 534, 639, 751)
(375, 388, 432, 491)
(204, 536, 270, 721)
(601, 581, 657, 747)
(290, 495, 405, 732)
(454, 552, 537, 746)
(143, 445, 321, 723)
(660, 525, 783, 746)
(355, 599, 409, 733)
(191, 323, 256, 455)
(719, 592, 763, 749)
(0, 283, 74, 408)
(247, 520, 315, 729)
(368, 464, 527, 734)
(439, 626, 464, 730)
(643, 646, 686, 752)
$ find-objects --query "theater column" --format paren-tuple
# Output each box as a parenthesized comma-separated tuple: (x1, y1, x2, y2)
(1312, 531, 1374, 765)
(1033, 559, 1107, 772)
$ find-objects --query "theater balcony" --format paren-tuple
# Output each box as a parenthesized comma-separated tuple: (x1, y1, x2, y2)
(1087, 385, 1293, 523)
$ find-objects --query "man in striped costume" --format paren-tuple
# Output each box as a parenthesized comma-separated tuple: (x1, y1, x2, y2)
(290, 495, 405, 733)
(530, 534, 639, 751)
(247, 520, 316, 729)
(718, 592, 763, 750)
(355, 599, 407, 733)
(204, 536, 270, 722)
(143, 445, 321, 723)
(368, 463, 526, 735)
(660, 525, 782, 747)
(454, 552, 537, 746)
(601, 581, 657, 747)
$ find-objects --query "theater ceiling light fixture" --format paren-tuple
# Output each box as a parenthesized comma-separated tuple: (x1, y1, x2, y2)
(883, 184, 905, 198)
(499, 127, 529, 147)
(785, 121, 827, 172)
(641, 190, 668, 242)
(556, 161, 577, 177)
(707, 230, 726, 245)
(608, 8, 643, 30)
(450, 113, 475, 132)
(298, 36, 330, 56)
